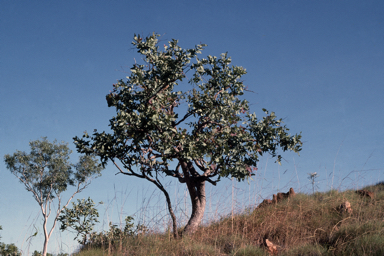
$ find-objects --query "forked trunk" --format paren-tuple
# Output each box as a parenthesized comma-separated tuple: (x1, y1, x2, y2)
(180, 161, 206, 235)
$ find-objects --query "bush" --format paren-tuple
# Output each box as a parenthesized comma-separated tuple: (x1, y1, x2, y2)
(81, 216, 147, 252)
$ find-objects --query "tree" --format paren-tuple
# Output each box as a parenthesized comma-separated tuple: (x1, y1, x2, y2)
(0, 243, 20, 256)
(4, 138, 103, 256)
(58, 197, 101, 245)
(73, 33, 302, 238)
(0, 225, 21, 256)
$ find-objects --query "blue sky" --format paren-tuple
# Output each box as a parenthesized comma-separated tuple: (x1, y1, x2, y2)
(1, 0, 383, 254)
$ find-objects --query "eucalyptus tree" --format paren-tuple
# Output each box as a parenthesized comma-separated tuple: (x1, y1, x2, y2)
(74, 33, 302, 238)
(4, 138, 103, 256)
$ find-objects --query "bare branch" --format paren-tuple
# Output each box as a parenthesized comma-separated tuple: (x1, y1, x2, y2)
(175, 110, 195, 126)
(113, 159, 146, 179)
(205, 177, 218, 186)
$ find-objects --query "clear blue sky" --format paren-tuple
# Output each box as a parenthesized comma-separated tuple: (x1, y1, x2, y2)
(1, 1, 383, 255)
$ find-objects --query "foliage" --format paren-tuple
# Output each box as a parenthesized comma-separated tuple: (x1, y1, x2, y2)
(83, 216, 147, 252)
(74, 32, 302, 180)
(73, 33, 302, 235)
(4, 138, 103, 203)
(0, 243, 21, 256)
(31, 251, 58, 256)
(58, 197, 101, 244)
(4, 137, 104, 256)
(0, 225, 21, 256)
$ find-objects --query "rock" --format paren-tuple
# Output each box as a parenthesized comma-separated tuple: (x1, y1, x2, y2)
(257, 188, 296, 209)
(272, 194, 278, 204)
(258, 199, 273, 208)
(276, 192, 286, 202)
(264, 239, 278, 255)
(276, 188, 296, 203)
(288, 187, 296, 197)
(338, 201, 353, 214)
(356, 190, 374, 199)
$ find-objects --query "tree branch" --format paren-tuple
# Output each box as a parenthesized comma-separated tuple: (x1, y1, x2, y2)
(175, 110, 195, 127)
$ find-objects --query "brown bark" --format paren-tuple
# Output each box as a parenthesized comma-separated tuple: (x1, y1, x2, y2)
(153, 180, 179, 239)
(180, 160, 206, 235)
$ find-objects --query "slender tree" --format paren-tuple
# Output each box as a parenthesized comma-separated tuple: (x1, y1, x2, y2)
(4, 138, 103, 256)
(74, 33, 302, 238)
(58, 197, 101, 245)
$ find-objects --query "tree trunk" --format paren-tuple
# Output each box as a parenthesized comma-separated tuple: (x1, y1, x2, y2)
(162, 187, 179, 239)
(180, 161, 206, 235)
(42, 216, 49, 256)
(146, 175, 178, 239)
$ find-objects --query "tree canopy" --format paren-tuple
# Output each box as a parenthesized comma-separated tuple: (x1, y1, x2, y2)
(74, 33, 302, 237)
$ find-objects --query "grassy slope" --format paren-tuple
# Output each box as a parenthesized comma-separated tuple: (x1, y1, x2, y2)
(75, 182, 384, 256)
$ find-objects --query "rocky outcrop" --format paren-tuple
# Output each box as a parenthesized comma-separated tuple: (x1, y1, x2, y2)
(289, 187, 296, 196)
(356, 189, 374, 199)
(272, 194, 278, 204)
(258, 199, 273, 208)
(257, 188, 296, 208)
(276, 187, 296, 202)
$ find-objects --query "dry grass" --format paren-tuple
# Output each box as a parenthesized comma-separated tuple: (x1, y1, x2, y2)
(74, 182, 384, 255)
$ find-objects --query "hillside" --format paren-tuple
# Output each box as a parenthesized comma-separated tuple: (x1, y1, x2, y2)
(75, 182, 384, 256)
